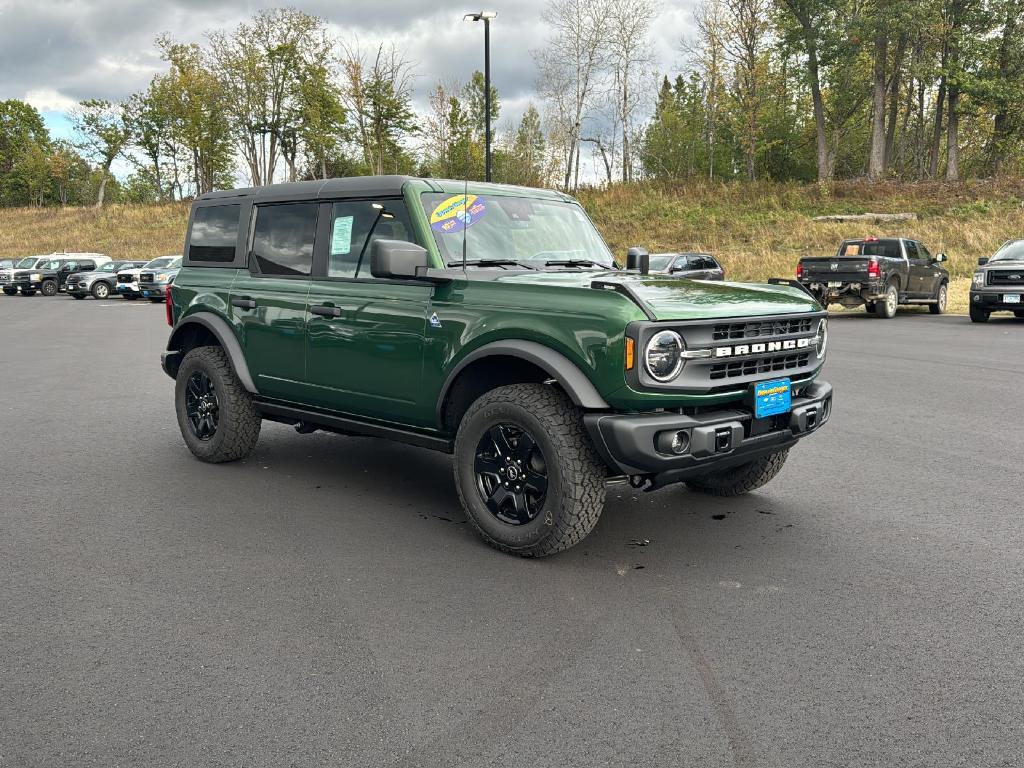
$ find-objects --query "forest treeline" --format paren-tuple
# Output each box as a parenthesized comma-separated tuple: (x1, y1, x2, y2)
(1, 0, 1022, 208)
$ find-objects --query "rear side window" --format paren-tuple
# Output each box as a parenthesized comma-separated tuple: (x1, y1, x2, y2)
(189, 205, 240, 262)
(252, 203, 318, 277)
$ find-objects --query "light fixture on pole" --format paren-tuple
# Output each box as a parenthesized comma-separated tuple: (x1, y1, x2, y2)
(463, 11, 496, 182)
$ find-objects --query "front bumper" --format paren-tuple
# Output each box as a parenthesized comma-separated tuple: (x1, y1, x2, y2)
(117, 283, 141, 294)
(139, 283, 170, 297)
(585, 380, 833, 489)
(970, 289, 1022, 312)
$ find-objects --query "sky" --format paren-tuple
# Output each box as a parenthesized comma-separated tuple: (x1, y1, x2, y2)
(0, 0, 698, 181)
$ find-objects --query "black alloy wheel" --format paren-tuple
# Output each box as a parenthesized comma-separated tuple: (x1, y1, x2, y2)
(473, 423, 549, 525)
(184, 371, 219, 441)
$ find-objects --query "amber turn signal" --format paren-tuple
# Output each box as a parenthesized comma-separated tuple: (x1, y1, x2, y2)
(625, 337, 635, 370)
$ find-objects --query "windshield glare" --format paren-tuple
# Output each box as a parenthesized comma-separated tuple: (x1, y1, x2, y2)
(992, 241, 1024, 262)
(648, 255, 674, 271)
(421, 193, 615, 268)
(145, 257, 177, 269)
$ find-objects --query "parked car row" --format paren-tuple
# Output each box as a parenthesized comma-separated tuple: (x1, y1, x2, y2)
(0, 254, 181, 301)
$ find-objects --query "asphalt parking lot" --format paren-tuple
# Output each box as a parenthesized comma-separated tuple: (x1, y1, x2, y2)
(2, 296, 1023, 768)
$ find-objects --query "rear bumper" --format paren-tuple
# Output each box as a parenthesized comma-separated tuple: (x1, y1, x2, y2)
(799, 279, 886, 301)
(971, 290, 1022, 312)
(584, 380, 833, 489)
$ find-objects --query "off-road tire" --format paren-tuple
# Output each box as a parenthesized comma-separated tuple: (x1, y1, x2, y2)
(40, 280, 58, 297)
(929, 282, 947, 314)
(875, 281, 898, 319)
(175, 346, 261, 463)
(686, 449, 790, 497)
(453, 383, 606, 557)
(91, 281, 111, 300)
(969, 306, 990, 323)
(2, 288, 17, 296)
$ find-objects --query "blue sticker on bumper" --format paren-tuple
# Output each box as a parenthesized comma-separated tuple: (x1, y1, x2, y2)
(755, 378, 792, 418)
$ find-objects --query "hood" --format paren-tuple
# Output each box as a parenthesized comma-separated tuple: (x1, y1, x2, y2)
(490, 270, 820, 320)
(118, 268, 143, 277)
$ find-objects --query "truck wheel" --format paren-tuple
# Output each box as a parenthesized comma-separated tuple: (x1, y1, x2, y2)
(686, 450, 789, 497)
(969, 306, 990, 323)
(875, 282, 898, 319)
(41, 280, 58, 297)
(929, 282, 948, 314)
(91, 282, 110, 300)
(453, 383, 606, 557)
(72, 294, 85, 300)
(20, 290, 36, 297)
(2, 288, 16, 296)
(865, 301, 876, 313)
(175, 346, 261, 463)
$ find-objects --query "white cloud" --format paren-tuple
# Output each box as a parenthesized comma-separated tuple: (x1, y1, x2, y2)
(23, 88, 78, 113)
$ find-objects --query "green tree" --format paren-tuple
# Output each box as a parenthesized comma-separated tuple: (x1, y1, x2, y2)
(0, 99, 50, 205)
(73, 99, 131, 208)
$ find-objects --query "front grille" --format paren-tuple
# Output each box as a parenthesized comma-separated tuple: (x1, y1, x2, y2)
(988, 270, 1024, 286)
(710, 352, 811, 380)
(712, 318, 813, 341)
(117, 273, 136, 283)
(0, 275, 8, 284)
(139, 273, 154, 283)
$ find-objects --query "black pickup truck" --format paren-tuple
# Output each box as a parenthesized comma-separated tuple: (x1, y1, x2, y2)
(797, 237, 949, 318)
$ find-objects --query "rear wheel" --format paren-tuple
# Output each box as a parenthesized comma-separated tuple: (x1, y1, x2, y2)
(2, 288, 16, 296)
(686, 450, 789, 497)
(454, 383, 606, 557)
(91, 281, 110, 300)
(175, 346, 261, 463)
(929, 282, 948, 314)
(875, 282, 898, 319)
(40, 280, 58, 297)
(969, 306, 990, 323)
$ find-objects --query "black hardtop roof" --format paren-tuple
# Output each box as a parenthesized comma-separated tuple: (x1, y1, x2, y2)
(195, 175, 574, 204)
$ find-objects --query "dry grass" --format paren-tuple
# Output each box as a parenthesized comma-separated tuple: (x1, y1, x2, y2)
(0, 203, 189, 262)
(2, 180, 1022, 315)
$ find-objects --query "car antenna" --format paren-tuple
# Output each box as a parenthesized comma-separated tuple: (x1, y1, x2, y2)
(461, 139, 471, 272)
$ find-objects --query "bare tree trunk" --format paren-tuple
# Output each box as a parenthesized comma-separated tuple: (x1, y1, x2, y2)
(884, 33, 908, 169)
(95, 169, 109, 209)
(868, 32, 888, 179)
(928, 42, 948, 178)
(945, 85, 960, 180)
(808, 42, 829, 183)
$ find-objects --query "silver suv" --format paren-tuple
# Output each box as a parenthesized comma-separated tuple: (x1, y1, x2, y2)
(67, 260, 148, 300)
(970, 240, 1024, 323)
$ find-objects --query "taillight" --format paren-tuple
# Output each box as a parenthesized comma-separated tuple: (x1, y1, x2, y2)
(867, 259, 881, 278)
(796, 263, 804, 279)
(165, 284, 174, 327)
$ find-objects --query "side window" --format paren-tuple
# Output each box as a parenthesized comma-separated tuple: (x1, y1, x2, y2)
(326, 199, 415, 279)
(189, 204, 241, 263)
(673, 255, 690, 271)
(251, 203, 318, 277)
(62, 262, 78, 272)
(904, 240, 918, 259)
(917, 242, 931, 260)
(79, 261, 95, 271)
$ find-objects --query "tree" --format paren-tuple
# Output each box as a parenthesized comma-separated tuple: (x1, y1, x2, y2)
(73, 99, 130, 207)
(606, 0, 657, 181)
(0, 100, 50, 206)
(721, 0, 773, 180)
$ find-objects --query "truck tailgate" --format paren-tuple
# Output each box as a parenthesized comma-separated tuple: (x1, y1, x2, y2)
(800, 257, 871, 282)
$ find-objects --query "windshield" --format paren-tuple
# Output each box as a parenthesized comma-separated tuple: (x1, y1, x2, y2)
(991, 241, 1024, 262)
(144, 257, 178, 269)
(421, 192, 615, 268)
(98, 263, 119, 272)
(15, 257, 38, 268)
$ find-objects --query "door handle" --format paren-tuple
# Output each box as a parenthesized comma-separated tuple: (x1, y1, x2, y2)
(231, 297, 257, 309)
(310, 304, 342, 318)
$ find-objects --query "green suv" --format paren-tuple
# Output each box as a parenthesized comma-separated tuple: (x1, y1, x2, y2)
(162, 176, 832, 556)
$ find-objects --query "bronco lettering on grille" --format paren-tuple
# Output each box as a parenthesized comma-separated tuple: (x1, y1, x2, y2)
(713, 337, 812, 358)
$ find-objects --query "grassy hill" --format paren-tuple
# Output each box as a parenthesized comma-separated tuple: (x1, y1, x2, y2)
(4, 180, 1023, 313)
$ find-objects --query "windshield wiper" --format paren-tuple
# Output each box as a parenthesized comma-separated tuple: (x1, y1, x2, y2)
(447, 259, 537, 270)
(543, 259, 610, 269)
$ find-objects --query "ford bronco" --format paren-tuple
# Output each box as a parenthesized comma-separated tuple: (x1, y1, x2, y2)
(162, 177, 832, 556)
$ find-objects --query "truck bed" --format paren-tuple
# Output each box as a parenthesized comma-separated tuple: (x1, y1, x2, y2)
(799, 256, 872, 283)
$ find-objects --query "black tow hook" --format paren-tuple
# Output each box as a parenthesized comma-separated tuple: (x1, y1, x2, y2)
(295, 422, 318, 434)
(628, 475, 654, 490)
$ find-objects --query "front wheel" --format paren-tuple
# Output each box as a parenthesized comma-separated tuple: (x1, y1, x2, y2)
(175, 346, 261, 463)
(453, 384, 606, 557)
(2, 288, 16, 296)
(686, 450, 789, 497)
(875, 282, 898, 318)
(929, 282, 948, 314)
(91, 282, 110, 300)
(969, 306, 990, 323)
(40, 280, 58, 297)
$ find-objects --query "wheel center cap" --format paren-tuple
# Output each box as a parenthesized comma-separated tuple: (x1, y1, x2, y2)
(506, 465, 520, 481)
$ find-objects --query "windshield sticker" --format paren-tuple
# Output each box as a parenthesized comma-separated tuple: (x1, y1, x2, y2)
(331, 216, 354, 255)
(430, 194, 487, 234)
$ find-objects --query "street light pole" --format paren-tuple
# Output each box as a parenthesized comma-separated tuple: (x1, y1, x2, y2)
(464, 11, 497, 183)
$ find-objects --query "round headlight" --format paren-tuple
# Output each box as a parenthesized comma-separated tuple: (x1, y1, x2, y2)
(645, 331, 684, 381)
(815, 318, 828, 359)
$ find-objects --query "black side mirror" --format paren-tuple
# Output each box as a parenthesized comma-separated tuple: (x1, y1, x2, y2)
(370, 240, 430, 280)
(626, 247, 650, 274)
(977, 257, 989, 266)
(935, 253, 947, 263)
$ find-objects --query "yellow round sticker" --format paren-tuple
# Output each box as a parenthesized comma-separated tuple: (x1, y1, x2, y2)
(430, 194, 487, 234)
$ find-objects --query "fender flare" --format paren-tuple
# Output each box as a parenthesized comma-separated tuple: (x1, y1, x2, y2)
(164, 312, 257, 393)
(436, 339, 610, 425)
